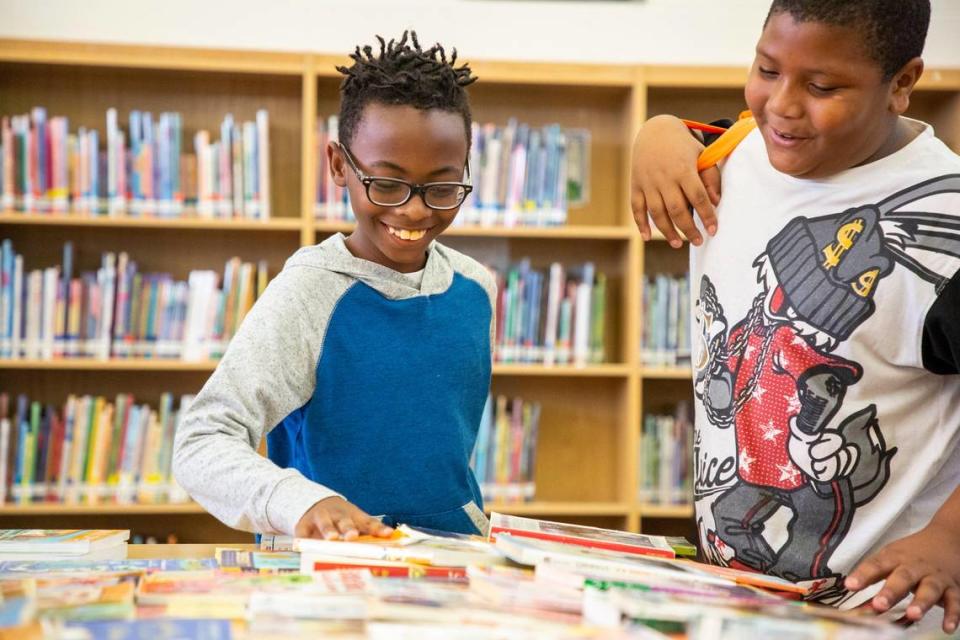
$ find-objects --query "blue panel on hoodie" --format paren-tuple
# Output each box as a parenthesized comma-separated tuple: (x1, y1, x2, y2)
(268, 272, 491, 534)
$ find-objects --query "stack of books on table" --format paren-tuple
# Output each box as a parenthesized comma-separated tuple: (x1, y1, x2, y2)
(0, 530, 129, 562)
(0, 523, 909, 639)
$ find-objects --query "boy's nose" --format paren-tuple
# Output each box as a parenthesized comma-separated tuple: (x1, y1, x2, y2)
(395, 195, 432, 221)
(767, 81, 804, 119)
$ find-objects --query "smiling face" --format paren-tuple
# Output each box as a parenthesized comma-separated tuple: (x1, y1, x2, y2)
(744, 12, 919, 179)
(328, 102, 469, 273)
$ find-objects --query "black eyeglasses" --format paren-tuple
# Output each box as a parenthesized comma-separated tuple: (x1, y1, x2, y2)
(336, 142, 473, 211)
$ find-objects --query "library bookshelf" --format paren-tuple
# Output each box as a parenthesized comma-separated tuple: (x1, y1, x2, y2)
(1, 39, 957, 544)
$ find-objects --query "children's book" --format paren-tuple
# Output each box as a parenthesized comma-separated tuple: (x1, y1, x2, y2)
(258, 534, 294, 552)
(681, 560, 811, 595)
(0, 530, 129, 560)
(35, 576, 136, 621)
(0, 557, 216, 575)
(294, 524, 503, 568)
(466, 564, 582, 617)
(494, 534, 738, 590)
(247, 567, 371, 620)
(496, 533, 813, 597)
(299, 554, 468, 581)
(64, 618, 233, 640)
(135, 570, 313, 605)
(215, 547, 300, 573)
(488, 513, 675, 559)
(0, 579, 35, 628)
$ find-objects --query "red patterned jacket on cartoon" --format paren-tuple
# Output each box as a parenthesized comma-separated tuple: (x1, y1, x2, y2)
(727, 322, 861, 490)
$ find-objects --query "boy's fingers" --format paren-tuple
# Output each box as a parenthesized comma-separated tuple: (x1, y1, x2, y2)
(701, 166, 722, 205)
(315, 512, 340, 540)
(345, 506, 393, 537)
(647, 192, 683, 249)
(846, 552, 897, 591)
(873, 565, 919, 612)
(697, 168, 721, 235)
(680, 173, 715, 239)
(631, 191, 651, 240)
(662, 184, 702, 247)
(907, 577, 947, 620)
(941, 586, 960, 633)
(335, 516, 360, 541)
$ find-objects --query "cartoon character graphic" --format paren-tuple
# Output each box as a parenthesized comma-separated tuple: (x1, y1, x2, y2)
(694, 175, 960, 595)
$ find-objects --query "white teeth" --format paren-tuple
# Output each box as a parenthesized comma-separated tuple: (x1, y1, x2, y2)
(386, 225, 426, 241)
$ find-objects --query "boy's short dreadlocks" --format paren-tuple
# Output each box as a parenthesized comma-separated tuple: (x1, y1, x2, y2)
(336, 31, 477, 149)
(767, 0, 930, 81)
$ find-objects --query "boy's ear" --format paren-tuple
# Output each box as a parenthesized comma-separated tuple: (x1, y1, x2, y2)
(889, 56, 924, 115)
(327, 141, 349, 188)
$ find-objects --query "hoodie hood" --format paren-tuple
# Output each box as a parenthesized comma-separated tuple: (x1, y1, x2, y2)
(282, 233, 455, 300)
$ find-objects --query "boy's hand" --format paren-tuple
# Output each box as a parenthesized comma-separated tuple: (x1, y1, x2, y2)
(630, 114, 721, 248)
(845, 522, 960, 634)
(295, 496, 394, 541)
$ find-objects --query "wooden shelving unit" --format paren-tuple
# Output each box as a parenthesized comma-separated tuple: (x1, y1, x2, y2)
(2, 38, 957, 543)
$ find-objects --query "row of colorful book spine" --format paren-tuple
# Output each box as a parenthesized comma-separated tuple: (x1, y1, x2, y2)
(472, 394, 541, 503)
(464, 120, 574, 228)
(641, 273, 691, 368)
(0, 392, 193, 505)
(0, 107, 270, 219)
(638, 402, 693, 506)
(492, 260, 606, 366)
(0, 240, 267, 361)
(314, 115, 350, 220)
(314, 115, 587, 228)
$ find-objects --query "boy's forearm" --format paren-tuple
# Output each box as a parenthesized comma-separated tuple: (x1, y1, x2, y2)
(929, 484, 960, 531)
(171, 268, 342, 534)
(172, 396, 339, 534)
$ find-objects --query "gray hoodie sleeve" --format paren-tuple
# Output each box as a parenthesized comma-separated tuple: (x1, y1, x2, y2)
(172, 265, 349, 535)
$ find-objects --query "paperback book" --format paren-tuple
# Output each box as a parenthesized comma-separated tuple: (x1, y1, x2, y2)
(488, 513, 675, 558)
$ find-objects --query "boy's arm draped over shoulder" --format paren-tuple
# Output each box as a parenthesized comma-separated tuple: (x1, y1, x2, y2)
(630, 114, 727, 247)
(172, 267, 343, 535)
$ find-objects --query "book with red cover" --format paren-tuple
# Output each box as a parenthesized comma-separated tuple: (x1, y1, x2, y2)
(488, 513, 675, 559)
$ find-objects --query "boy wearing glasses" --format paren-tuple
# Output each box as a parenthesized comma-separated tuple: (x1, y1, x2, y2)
(173, 32, 496, 539)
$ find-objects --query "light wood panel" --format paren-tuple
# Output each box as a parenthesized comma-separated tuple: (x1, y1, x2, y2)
(490, 377, 625, 503)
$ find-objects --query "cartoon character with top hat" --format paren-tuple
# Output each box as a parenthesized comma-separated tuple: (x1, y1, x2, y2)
(694, 175, 960, 596)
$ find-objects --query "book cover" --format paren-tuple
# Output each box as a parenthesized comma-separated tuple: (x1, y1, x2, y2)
(299, 554, 467, 581)
(65, 619, 232, 640)
(294, 525, 501, 568)
(489, 513, 675, 559)
(0, 530, 129, 555)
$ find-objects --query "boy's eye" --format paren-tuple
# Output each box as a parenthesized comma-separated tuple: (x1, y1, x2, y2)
(758, 66, 778, 78)
(809, 83, 837, 95)
(370, 180, 406, 194)
(429, 185, 457, 198)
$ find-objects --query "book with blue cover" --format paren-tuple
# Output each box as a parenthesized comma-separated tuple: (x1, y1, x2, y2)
(65, 618, 232, 640)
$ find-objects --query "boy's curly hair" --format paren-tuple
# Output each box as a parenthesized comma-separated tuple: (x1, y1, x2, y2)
(336, 31, 477, 149)
(767, 0, 930, 81)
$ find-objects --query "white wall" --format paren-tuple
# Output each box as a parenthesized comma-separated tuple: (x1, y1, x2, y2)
(2, 0, 959, 68)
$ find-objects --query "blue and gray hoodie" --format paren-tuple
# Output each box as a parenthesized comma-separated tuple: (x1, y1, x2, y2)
(172, 233, 496, 536)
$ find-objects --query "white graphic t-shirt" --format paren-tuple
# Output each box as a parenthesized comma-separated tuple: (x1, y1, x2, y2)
(690, 123, 960, 616)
